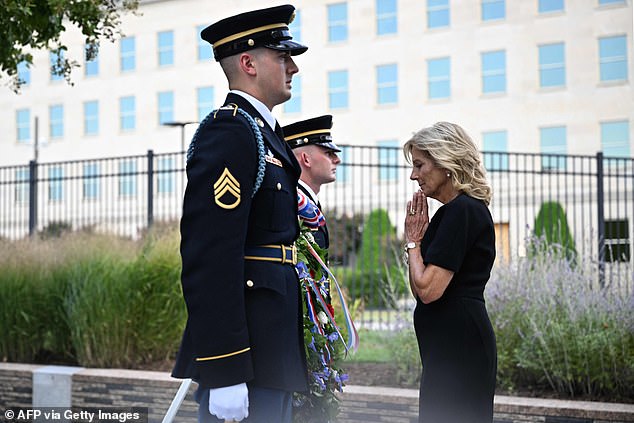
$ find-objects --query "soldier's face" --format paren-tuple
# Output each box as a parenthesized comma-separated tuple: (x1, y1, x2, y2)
(304, 145, 341, 185)
(255, 49, 299, 108)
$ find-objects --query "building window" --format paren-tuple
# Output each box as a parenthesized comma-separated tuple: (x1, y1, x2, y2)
(120, 96, 136, 131)
(599, 35, 628, 83)
(158, 91, 174, 125)
(158, 30, 174, 67)
(83, 163, 100, 200)
(378, 140, 399, 181)
(377, 0, 397, 35)
(289, 9, 302, 42)
(601, 120, 630, 158)
(540, 126, 567, 170)
(197, 25, 213, 61)
(377, 64, 398, 105)
(604, 219, 630, 262)
(483, 130, 509, 170)
(50, 51, 64, 82)
(482, 0, 505, 21)
(15, 169, 30, 203)
(328, 70, 349, 109)
(119, 160, 137, 197)
(328, 3, 348, 42)
(120, 36, 136, 72)
(427, 57, 451, 99)
(49, 104, 64, 139)
(197, 86, 214, 122)
(85, 45, 99, 77)
(83, 101, 99, 135)
(427, 0, 450, 28)
(481, 50, 506, 94)
(157, 157, 175, 194)
(599, 0, 625, 5)
(16, 109, 31, 143)
(539, 42, 565, 88)
(539, 0, 564, 13)
(48, 166, 63, 202)
(284, 75, 302, 113)
(17, 61, 30, 86)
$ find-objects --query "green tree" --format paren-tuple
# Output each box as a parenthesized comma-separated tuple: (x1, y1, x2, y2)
(1, 0, 138, 92)
(358, 208, 396, 269)
(532, 201, 577, 263)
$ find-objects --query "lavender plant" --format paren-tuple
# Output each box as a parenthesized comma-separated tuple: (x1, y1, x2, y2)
(487, 238, 633, 401)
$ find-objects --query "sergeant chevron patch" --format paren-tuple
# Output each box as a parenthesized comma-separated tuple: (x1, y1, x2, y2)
(213, 168, 241, 209)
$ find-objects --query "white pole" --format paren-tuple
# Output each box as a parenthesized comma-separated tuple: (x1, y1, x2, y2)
(161, 378, 192, 423)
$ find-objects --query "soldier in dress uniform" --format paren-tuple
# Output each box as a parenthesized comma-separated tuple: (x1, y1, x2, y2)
(171, 5, 308, 423)
(283, 115, 342, 251)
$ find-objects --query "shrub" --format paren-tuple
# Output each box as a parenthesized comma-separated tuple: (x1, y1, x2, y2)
(487, 241, 633, 401)
(532, 201, 577, 263)
(358, 209, 396, 269)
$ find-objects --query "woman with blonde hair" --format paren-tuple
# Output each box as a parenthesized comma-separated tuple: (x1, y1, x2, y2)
(403, 122, 497, 422)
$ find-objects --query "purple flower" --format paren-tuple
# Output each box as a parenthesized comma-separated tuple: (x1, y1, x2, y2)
(308, 336, 317, 352)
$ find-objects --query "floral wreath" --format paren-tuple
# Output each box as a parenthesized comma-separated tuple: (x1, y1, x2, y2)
(293, 192, 359, 422)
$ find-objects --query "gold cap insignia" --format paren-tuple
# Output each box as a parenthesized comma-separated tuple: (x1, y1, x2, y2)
(213, 168, 241, 209)
(289, 11, 296, 24)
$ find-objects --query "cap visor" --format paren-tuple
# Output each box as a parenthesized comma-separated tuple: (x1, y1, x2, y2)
(265, 39, 308, 56)
(320, 142, 341, 152)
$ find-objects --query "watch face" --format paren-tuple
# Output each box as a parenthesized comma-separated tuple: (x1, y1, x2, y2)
(406, 242, 416, 249)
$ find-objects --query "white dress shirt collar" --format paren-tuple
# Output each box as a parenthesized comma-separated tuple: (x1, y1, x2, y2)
(230, 90, 277, 131)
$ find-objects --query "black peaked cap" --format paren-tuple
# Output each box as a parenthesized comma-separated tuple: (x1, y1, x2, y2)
(201, 4, 308, 61)
(283, 115, 341, 152)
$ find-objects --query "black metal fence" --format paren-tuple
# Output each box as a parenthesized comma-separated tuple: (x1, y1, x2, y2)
(1, 147, 632, 328)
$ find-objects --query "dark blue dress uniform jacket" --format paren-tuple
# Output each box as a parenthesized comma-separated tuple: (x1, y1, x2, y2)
(172, 93, 308, 393)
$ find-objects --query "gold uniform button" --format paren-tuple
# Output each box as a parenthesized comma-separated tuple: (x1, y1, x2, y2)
(246, 280, 254, 288)
(276, 183, 282, 190)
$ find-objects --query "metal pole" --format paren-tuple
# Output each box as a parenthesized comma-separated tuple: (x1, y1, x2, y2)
(161, 378, 192, 423)
(147, 150, 154, 228)
(180, 125, 186, 153)
(34, 116, 39, 162)
(596, 151, 605, 288)
(28, 160, 38, 237)
(28, 116, 39, 237)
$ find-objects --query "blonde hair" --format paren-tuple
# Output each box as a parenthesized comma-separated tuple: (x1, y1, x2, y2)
(403, 121, 492, 205)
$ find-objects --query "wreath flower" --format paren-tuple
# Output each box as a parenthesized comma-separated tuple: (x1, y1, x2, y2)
(292, 222, 356, 423)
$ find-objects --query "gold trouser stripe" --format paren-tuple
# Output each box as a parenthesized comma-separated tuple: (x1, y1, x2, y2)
(214, 23, 287, 48)
(195, 347, 250, 362)
(284, 129, 330, 141)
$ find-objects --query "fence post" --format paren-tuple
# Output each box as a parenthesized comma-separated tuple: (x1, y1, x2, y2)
(147, 150, 154, 229)
(596, 151, 605, 288)
(28, 160, 38, 237)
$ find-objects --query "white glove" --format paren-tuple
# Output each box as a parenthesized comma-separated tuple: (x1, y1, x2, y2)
(208, 383, 249, 422)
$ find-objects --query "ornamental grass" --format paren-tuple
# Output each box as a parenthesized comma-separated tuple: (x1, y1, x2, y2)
(0, 227, 185, 368)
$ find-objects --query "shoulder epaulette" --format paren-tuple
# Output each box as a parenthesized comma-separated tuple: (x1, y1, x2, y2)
(187, 104, 266, 198)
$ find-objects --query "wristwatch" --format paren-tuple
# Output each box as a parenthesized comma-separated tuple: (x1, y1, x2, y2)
(404, 241, 419, 252)
(403, 241, 420, 265)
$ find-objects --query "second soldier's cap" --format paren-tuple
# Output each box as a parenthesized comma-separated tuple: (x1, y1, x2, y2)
(283, 115, 341, 152)
(201, 4, 308, 61)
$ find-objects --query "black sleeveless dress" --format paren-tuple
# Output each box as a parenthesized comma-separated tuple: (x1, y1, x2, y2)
(414, 194, 497, 423)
